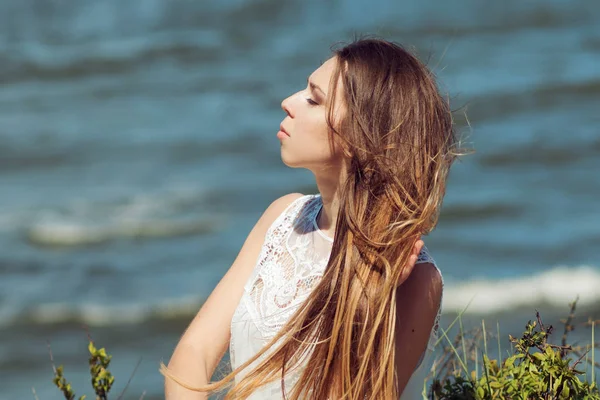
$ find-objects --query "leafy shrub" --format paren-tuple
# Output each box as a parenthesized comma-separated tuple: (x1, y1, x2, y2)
(429, 299, 599, 399)
(44, 334, 144, 400)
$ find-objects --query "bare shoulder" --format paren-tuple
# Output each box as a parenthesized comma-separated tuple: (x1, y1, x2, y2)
(398, 262, 443, 310)
(406, 262, 443, 296)
(234, 192, 306, 259)
(267, 192, 306, 215)
(259, 192, 305, 229)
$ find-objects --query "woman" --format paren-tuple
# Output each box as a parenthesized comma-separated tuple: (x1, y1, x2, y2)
(161, 37, 462, 399)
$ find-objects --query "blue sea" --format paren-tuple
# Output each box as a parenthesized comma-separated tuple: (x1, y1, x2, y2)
(1, 0, 599, 398)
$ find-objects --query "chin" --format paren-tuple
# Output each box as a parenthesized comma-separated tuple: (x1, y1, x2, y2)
(280, 152, 305, 169)
(281, 158, 302, 168)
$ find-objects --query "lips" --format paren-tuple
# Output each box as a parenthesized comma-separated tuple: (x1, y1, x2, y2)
(279, 124, 291, 137)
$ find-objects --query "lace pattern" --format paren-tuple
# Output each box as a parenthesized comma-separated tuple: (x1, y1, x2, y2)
(241, 195, 329, 340)
(230, 194, 444, 396)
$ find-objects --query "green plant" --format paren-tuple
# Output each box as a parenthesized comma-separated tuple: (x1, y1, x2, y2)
(52, 364, 83, 400)
(86, 341, 115, 399)
(429, 299, 600, 399)
(48, 336, 116, 400)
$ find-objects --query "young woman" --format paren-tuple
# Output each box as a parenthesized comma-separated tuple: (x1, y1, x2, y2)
(161, 37, 461, 399)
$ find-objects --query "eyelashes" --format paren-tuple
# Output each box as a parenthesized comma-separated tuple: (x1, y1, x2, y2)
(306, 98, 318, 106)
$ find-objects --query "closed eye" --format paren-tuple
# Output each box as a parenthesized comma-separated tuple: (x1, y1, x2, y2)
(306, 97, 318, 106)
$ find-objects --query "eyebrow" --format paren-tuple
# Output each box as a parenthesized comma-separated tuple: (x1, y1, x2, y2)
(307, 78, 327, 99)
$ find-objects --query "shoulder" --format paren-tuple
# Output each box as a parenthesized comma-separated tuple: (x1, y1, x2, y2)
(265, 192, 306, 217)
(395, 246, 443, 318)
(256, 192, 306, 231)
(400, 262, 443, 306)
(270, 192, 306, 208)
(395, 259, 443, 328)
(406, 244, 442, 301)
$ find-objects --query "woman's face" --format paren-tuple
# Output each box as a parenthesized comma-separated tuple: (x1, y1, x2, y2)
(279, 57, 347, 174)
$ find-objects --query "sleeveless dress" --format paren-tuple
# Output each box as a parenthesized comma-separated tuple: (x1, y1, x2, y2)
(229, 194, 443, 399)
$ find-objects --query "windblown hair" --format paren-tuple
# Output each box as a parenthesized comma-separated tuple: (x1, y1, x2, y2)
(161, 37, 466, 399)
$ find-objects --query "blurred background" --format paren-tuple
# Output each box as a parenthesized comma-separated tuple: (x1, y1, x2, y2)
(0, 0, 599, 398)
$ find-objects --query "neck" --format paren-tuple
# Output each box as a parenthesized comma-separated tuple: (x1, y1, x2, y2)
(313, 169, 347, 240)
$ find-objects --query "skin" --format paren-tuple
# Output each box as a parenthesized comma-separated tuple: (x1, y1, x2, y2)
(278, 56, 442, 395)
(165, 56, 440, 399)
(279, 57, 347, 240)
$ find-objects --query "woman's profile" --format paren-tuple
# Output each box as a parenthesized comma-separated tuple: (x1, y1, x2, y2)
(161, 37, 463, 399)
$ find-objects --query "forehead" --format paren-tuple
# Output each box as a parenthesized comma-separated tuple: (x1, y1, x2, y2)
(309, 57, 338, 87)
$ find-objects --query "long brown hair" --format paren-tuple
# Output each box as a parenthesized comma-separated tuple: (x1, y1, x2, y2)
(161, 37, 466, 399)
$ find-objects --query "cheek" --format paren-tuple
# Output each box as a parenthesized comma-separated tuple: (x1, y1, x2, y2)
(305, 109, 329, 135)
(305, 117, 331, 149)
(293, 107, 338, 154)
(309, 127, 341, 161)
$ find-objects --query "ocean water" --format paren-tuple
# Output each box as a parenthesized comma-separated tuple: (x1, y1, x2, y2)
(0, 0, 599, 398)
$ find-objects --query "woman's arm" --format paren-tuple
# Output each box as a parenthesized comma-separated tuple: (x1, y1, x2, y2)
(393, 262, 443, 396)
(164, 193, 305, 399)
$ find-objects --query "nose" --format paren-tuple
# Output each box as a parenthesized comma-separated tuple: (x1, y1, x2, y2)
(281, 94, 294, 118)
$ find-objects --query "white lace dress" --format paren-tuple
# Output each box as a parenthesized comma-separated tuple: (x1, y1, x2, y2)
(229, 194, 443, 399)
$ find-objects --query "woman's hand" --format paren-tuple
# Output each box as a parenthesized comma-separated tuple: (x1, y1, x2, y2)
(396, 237, 424, 287)
(408, 237, 424, 266)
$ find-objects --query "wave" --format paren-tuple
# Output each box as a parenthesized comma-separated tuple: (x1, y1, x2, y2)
(1, 0, 596, 85)
(0, 27, 224, 84)
(26, 216, 218, 246)
(461, 78, 600, 126)
(19, 188, 224, 246)
(0, 296, 203, 328)
(2, 266, 599, 329)
(443, 265, 600, 314)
